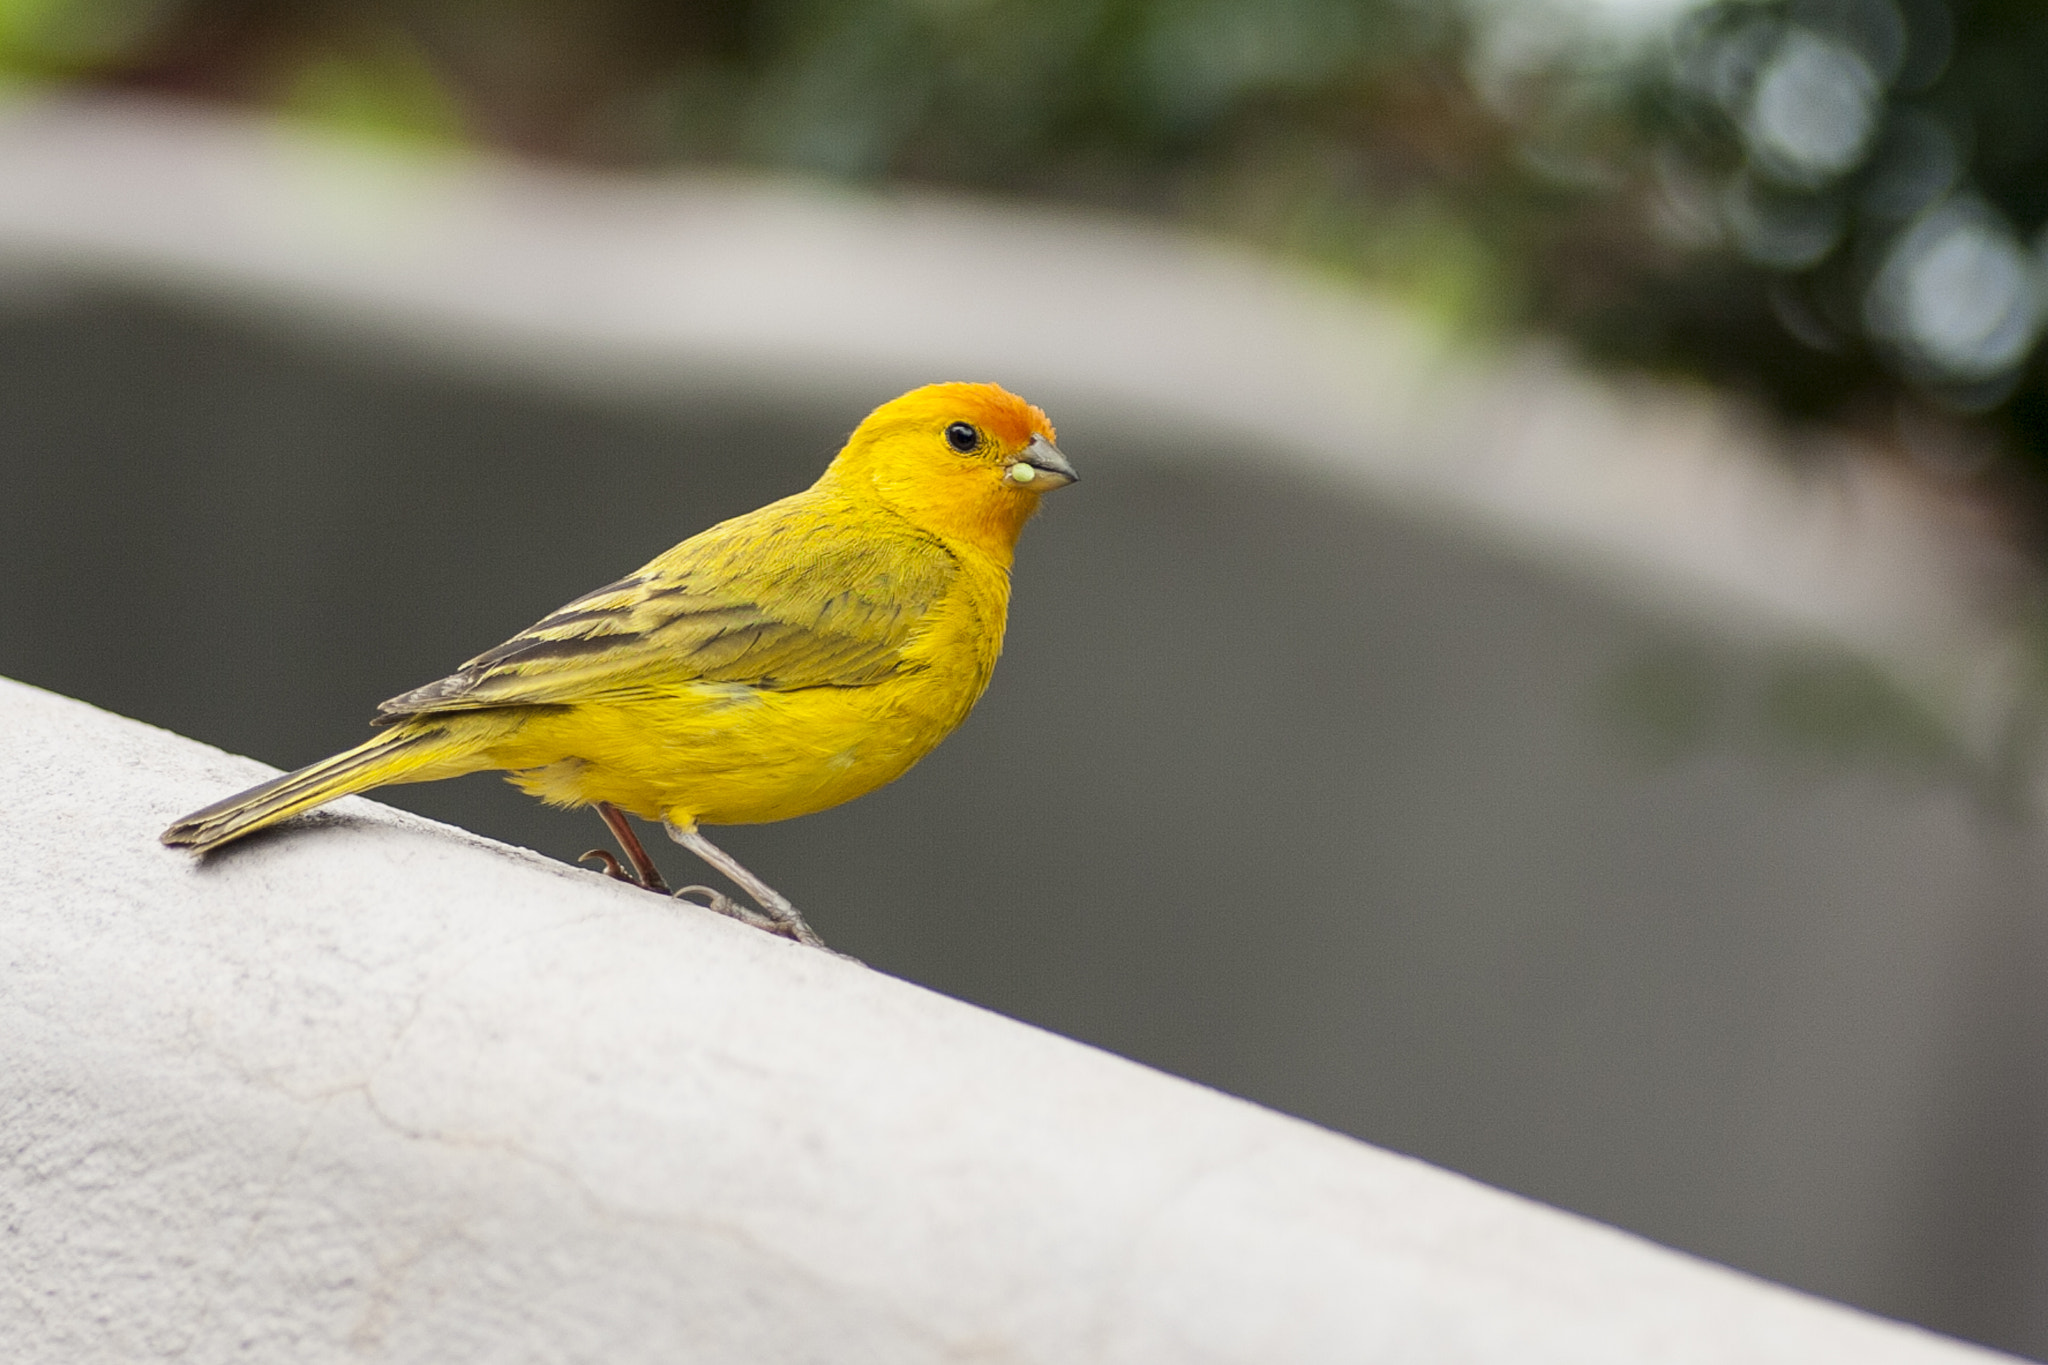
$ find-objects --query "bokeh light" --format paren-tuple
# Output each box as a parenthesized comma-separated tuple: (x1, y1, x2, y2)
(1868, 194, 2044, 394)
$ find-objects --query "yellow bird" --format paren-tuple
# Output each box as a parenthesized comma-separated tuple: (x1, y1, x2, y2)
(162, 382, 1077, 949)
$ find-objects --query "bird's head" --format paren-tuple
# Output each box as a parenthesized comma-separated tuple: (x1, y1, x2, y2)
(829, 382, 1076, 562)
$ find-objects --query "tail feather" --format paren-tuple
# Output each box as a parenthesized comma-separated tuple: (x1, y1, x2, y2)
(161, 724, 469, 852)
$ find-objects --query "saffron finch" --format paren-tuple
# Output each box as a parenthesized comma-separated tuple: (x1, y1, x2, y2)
(162, 382, 1077, 949)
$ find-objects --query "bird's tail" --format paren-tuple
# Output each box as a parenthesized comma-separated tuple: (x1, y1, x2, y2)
(161, 721, 482, 852)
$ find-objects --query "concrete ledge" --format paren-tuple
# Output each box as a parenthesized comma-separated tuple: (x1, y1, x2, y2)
(0, 673, 2011, 1363)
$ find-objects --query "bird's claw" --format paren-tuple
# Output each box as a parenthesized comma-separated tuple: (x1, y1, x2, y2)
(673, 884, 784, 934)
(579, 848, 633, 881)
(672, 885, 845, 959)
(581, 847, 672, 893)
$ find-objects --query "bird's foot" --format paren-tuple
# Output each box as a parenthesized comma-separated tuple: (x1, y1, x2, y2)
(674, 884, 784, 933)
(659, 823, 843, 955)
(580, 848, 671, 893)
(673, 884, 841, 956)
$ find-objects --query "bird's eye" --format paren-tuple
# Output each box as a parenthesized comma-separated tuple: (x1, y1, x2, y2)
(945, 422, 980, 453)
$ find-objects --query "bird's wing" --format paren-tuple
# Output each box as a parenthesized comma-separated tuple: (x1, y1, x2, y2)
(376, 505, 960, 720)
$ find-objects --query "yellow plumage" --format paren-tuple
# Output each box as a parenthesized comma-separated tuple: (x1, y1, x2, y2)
(162, 382, 1076, 946)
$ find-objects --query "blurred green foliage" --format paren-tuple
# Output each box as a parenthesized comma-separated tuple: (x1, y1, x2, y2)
(280, 25, 465, 145)
(1574, 0, 2048, 500)
(9, 0, 2048, 519)
(0, 0, 165, 73)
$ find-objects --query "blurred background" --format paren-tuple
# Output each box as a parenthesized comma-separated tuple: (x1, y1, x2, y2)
(5, 0, 2048, 1356)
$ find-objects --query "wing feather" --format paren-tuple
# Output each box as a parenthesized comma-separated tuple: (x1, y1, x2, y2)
(376, 496, 959, 722)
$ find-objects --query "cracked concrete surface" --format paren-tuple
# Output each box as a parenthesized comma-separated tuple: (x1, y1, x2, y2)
(0, 675, 2014, 1362)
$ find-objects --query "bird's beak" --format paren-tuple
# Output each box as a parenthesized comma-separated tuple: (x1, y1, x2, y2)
(1007, 435, 1078, 491)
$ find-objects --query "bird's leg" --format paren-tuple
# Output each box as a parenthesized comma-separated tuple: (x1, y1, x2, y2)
(580, 801, 671, 893)
(663, 821, 827, 949)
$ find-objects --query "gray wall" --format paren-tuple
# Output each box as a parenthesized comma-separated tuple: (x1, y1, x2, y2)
(6, 289, 2045, 1357)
